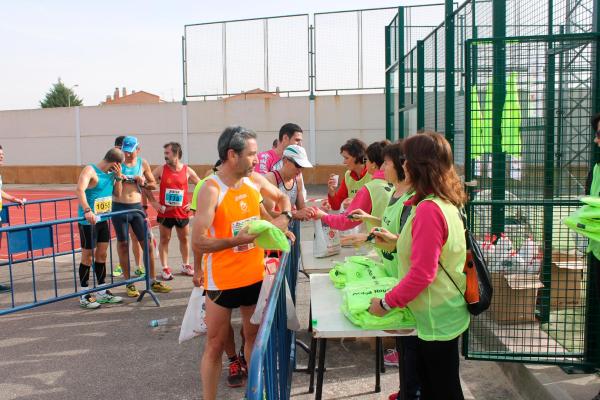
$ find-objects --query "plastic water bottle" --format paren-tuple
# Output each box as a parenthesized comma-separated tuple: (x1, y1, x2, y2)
(149, 318, 169, 327)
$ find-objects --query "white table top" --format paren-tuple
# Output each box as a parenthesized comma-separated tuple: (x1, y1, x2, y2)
(309, 273, 416, 339)
(300, 240, 376, 273)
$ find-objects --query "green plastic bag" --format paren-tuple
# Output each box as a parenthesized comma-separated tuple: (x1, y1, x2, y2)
(328, 257, 389, 288)
(246, 220, 290, 252)
(340, 279, 416, 330)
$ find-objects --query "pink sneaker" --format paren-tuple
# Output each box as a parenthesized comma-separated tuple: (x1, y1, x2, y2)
(181, 264, 194, 276)
(161, 266, 174, 281)
(383, 349, 399, 367)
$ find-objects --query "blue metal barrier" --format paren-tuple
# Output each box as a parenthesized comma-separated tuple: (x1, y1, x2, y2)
(0, 196, 79, 265)
(0, 209, 159, 315)
(246, 221, 301, 400)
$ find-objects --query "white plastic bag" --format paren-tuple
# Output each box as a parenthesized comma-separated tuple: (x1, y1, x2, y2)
(250, 275, 300, 331)
(251, 274, 274, 325)
(313, 219, 341, 258)
(178, 287, 207, 344)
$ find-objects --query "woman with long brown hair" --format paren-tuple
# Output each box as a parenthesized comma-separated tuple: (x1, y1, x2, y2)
(369, 132, 468, 400)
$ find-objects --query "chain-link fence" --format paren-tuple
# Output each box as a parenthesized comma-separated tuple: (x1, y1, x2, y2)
(386, 0, 600, 370)
(183, 5, 447, 98)
(184, 15, 310, 97)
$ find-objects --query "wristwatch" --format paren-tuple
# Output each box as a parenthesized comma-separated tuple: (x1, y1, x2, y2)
(282, 210, 293, 221)
(84, 208, 92, 214)
(380, 298, 392, 311)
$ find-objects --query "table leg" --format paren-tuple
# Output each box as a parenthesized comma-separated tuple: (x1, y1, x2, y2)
(396, 337, 407, 400)
(379, 337, 386, 373)
(308, 337, 318, 392)
(315, 338, 327, 400)
(375, 337, 382, 392)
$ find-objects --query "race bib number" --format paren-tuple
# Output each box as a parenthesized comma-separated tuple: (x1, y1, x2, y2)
(231, 216, 258, 253)
(165, 189, 184, 206)
(94, 196, 112, 214)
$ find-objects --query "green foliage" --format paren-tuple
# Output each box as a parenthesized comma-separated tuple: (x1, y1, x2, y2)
(40, 78, 83, 108)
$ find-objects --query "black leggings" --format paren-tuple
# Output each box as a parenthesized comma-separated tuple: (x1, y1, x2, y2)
(416, 336, 464, 400)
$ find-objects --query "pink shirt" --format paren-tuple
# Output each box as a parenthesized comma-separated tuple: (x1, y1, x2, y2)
(321, 170, 385, 231)
(384, 197, 449, 308)
(255, 149, 280, 174)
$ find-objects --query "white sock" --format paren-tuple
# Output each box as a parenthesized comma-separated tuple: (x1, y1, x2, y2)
(97, 289, 107, 296)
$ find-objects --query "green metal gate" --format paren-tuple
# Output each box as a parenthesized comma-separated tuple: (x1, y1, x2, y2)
(463, 33, 600, 368)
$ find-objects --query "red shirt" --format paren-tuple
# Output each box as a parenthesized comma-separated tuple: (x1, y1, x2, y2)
(158, 164, 189, 219)
(327, 166, 369, 211)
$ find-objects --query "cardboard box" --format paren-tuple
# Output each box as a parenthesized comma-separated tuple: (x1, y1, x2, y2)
(490, 273, 543, 323)
(550, 261, 585, 309)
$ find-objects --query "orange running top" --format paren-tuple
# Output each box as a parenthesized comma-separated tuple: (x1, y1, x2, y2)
(203, 175, 264, 290)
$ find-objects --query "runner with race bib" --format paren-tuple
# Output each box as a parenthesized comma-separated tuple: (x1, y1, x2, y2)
(152, 142, 201, 279)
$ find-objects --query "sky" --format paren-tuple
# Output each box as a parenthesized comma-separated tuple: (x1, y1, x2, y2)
(0, 1, 444, 111)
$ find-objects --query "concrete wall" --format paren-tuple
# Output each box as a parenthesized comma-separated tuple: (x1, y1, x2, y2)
(0, 94, 385, 180)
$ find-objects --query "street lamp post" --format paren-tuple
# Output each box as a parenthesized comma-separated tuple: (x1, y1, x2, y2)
(68, 84, 79, 107)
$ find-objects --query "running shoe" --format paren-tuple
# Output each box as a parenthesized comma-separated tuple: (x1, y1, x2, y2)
(79, 295, 101, 309)
(161, 266, 173, 281)
(112, 264, 123, 277)
(96, 290, 123, 304)
(126, 284, 140, 298)
(383, 349, 399, 367)
(0, 283, 11, 293)
(238, 349, 248, 375)
(227, 358, 245, 388)
(151, 281, 172, 293)
(134, 265, 145, 277)
(181, 264, 194, 276)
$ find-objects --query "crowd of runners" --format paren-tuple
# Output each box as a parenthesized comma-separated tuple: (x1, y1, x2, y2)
(2, 120, 537, 400)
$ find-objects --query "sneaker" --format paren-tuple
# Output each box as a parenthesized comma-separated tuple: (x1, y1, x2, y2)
(227, 358, 245, 388)
(126, 284, 140, 298)
(0, 283, 11, 293)
(151, 281, 172, 293)
(181, 264, 194, 276)
(388, 393, 398, 400)
(134, 265, 145, 277)
(238, 350, 248, 375)
(383, 349, 399, 367)
(112, 264, 123, 277)
(96, 290, 123, 304)
(161, 266, 174, 281)
(79, 295, 101, 309)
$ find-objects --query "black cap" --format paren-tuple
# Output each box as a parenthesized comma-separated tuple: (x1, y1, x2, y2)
(591, 112, 600, 131)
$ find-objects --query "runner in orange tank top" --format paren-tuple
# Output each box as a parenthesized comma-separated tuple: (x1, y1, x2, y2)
(192, 126, 292, 400)
(150, 142, 200, 280)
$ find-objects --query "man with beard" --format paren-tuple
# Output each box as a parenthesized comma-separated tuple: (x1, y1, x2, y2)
(151, 142, 200, 279)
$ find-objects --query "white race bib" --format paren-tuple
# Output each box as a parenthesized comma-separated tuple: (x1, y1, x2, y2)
(231, 216, 258, 253)
(94, 196, 112, 215)
(164, 188, 184, 206)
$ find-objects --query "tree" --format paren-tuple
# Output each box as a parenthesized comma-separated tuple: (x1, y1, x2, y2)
(40, 78, 83, 108)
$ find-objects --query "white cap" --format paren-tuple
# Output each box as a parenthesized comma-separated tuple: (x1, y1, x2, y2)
(283, 145, 313, 168)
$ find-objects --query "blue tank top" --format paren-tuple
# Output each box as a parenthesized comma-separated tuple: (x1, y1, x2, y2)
(121, 157, 143, 179)
(78, 164, 115, 225)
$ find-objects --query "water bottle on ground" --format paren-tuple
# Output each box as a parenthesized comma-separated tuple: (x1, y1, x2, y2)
(149, 318, 169, 327)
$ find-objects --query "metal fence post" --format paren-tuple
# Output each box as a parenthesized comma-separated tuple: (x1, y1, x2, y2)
(398, 6, 405, 139)
(586, 0, 600, 369)
(491, 0, 507, 237)
(417, 40, 425, 131)
(385, 25, 392, 141)
(445, 0, 455, 149)
(181, 35, 188, 105)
